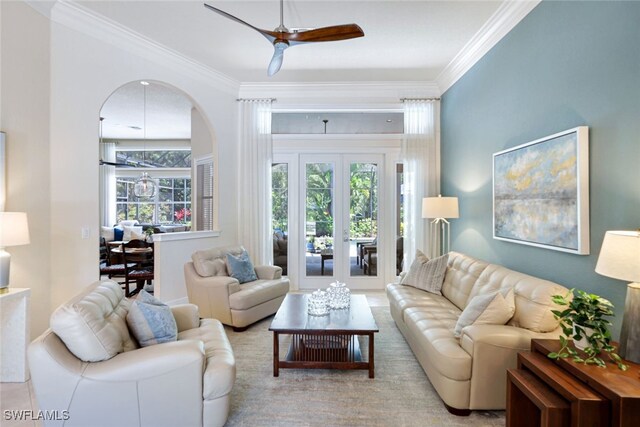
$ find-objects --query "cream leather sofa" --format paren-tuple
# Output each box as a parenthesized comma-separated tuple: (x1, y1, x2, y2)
(184, 245, 290, 330)
(387, 251, 568, 414)
(28, 281, 235, 427)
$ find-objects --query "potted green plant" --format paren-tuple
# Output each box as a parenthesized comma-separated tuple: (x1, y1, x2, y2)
(548, 289, 627, 370)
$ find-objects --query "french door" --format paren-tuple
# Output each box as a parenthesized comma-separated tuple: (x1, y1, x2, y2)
(299, 154, 383, 290)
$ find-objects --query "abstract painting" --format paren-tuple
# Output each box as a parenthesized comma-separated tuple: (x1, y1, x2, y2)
(493, 126, 589, 254)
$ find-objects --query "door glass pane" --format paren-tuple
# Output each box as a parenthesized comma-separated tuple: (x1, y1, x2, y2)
(305, 163, 334, 276)
(350, 163, 378, 277)
(272, 163, 288, 275)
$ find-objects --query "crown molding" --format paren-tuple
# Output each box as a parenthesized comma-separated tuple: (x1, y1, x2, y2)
(436, 0, 541, 94)
(240, 81, 440, 108)
(50, 0, 240, 95)
(24, 1, 56, 19)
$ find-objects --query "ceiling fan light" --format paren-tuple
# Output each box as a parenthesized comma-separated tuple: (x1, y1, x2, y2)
(133, 172, 157, 198)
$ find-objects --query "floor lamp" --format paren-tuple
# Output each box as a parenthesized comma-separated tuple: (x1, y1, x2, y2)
(422, 195, 459, 259)
(595, 230, 640, 363)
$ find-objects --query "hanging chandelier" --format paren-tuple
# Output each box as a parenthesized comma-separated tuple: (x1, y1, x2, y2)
(133, 81, 157, 198)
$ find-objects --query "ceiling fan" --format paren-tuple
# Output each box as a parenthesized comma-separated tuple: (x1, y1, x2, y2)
(204, 1, 364, 76)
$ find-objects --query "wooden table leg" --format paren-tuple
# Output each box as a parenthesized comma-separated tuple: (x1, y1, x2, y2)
(368, 332, 375, 378)
(273, 331, 280, 377)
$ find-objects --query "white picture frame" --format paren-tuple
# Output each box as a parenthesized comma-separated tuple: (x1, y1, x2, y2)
(493, 126, 590, 255)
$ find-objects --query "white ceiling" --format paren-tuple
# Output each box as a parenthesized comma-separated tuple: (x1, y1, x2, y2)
(77, 0, 504, 83)
(100, 81, 193, 139)
(68, 1, 512, 138)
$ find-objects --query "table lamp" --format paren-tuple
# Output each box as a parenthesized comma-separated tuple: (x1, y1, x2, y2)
(422, 195, 459, 258)
(0, 212, 30, 294)
(595, 230, 640, 363)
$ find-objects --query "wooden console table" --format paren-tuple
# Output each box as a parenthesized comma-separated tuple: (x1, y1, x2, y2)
(507, 339, 640, 427)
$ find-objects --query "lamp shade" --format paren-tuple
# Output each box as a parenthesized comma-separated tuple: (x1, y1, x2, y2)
(595, 230, 640, 282)
(0, 212, 30, 247)
(422, 196, 459, 219)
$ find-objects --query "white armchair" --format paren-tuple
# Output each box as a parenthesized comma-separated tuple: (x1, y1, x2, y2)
(184, 245, 290, 331)
(28, 281, 235, 427)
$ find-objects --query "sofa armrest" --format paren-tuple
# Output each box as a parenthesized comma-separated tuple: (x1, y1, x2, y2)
(171, 304, 200, 332)
(255, 265, 283, 280)
(459, 324, 562, 355)
(83, 340, 204, 381)
(459, 324, 563, 409)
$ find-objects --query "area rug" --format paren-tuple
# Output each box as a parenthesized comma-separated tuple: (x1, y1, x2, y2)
(224, 307, 505, 426)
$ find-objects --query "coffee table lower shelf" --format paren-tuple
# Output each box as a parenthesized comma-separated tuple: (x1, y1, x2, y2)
(273, 331, 375, 378)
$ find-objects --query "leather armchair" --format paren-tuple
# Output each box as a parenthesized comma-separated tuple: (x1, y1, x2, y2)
(184, 245, 290, 331)
(28, 281, 235, 427)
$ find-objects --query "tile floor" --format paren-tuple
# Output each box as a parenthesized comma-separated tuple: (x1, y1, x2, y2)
(0, 291, 390, 427)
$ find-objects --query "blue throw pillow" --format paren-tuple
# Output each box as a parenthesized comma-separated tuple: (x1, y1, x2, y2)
(126, 290, 177, 347)
(226, 251, 258, 284)
(114, 227, 124, 241)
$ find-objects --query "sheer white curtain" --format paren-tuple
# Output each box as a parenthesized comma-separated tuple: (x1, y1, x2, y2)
(401, 100, 440, 268)
(99, 142, 117, 227)
(238, 100, 273, 265)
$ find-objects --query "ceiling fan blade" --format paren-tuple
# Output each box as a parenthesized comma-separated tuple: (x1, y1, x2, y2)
(267, 42, 288, 76)
(99, 160, 132, 167)
(282, 24, 364, 44)
(204, 3, 276, 43)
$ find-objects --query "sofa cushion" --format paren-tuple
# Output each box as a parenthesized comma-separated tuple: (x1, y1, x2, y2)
(226, 251, 258, 284)
(403, 303, 471, 381)
(402, 251, 447, 295)
(441, 252, 490, 310)
(511, 278, 568, 333)
(387, 282, 446, 315)
(470, 263, 568, 332)
(191, 245, 245, 277)
(127, 290, 178, 347)
(454, 289, 515, 337)
(50, 281, 138, 362)
(228, 279, 290, 310)
(178, 318, 235, 401)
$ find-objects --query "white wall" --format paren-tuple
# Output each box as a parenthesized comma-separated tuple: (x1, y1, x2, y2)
(1, 1, 52, 337)
(0, 1, 240, 337)
(48, 18, 240, 312)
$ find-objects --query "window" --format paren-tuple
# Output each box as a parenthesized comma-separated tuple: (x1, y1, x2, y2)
(114, 144, 191, 225)
(195, 157, 214, 231)
(116, 177, 191, 224)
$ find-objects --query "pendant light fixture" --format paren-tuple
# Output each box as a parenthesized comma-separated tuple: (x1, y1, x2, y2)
(133, 81, 157, 198)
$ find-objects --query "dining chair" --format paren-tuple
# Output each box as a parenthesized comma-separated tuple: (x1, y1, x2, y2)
(99, 237, 135, 282)
(121, 239, 154, 297)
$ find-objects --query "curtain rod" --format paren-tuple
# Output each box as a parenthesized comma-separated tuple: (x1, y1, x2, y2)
(236, 98, 277, 102)
(400, 97, 440, 102)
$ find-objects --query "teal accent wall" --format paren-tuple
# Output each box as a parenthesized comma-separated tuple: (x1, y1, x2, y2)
(441, 1, 640, 338)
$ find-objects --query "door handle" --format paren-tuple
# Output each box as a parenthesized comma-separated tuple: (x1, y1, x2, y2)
(343, 229, 349, 243)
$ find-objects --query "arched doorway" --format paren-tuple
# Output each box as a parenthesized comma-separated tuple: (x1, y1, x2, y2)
(97, 80, 216, 287)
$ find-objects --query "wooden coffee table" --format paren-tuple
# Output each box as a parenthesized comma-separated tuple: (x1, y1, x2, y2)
(269, 293, 379, 378)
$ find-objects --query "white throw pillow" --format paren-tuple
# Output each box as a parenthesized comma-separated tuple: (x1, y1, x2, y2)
(100, 226, 115, 242)
(123, 226, 143, 241)
(130, 229, 147, 241)
(454, 288, 516, 337)
(401, 251, 448, 295)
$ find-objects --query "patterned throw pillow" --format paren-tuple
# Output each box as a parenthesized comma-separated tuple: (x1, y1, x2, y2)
(126, 290, 178, 347)
(454, 288, 516, 337)
(226, 250, 258, 284)
(401, 251, 448, 295)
